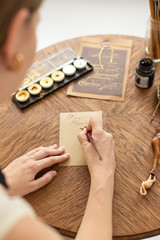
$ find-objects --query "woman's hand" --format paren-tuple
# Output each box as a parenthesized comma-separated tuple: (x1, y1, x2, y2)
(78, 115, 115, 183)
(2, 145, 69, 196)
(77, 116, 115, 240)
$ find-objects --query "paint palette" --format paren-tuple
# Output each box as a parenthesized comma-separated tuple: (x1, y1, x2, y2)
(12, 48, 93, 109)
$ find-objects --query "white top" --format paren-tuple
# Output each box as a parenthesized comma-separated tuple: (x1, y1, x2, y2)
(0, 186, 35, 240)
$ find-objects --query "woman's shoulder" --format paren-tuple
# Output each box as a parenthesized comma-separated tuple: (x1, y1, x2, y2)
(0, 186, 35, 240)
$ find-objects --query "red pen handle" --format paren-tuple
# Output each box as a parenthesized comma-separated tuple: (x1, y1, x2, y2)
(86, 131, 103, 161)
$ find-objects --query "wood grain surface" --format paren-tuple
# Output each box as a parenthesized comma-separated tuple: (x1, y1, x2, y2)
(0, 35, 160, 239)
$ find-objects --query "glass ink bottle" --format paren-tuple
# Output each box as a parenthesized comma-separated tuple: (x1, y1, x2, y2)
(135, 58, 155, 89)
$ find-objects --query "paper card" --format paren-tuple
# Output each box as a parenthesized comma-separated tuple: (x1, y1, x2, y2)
(59, 111, 102, 166)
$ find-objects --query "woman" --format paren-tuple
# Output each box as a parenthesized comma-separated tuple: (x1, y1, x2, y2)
(0, 1, 116, 240)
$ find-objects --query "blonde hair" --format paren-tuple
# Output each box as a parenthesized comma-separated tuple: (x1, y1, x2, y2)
(0, 0, 43, 49)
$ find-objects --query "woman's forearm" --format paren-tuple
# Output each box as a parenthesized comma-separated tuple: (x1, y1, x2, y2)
(75, 177, 114, 240)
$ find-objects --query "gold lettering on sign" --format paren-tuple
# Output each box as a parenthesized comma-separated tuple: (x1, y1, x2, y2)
(74, 48, 127, 96)
(68, 44, 131, 100)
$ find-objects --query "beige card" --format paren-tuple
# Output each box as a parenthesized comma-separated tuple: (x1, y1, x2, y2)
(59, 111, 102, 166)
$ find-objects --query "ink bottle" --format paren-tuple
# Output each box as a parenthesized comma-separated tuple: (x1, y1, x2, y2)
(135, 58, 155, 88)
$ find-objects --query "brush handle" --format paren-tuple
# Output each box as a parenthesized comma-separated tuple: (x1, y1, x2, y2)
(86, 131, 103, 161)
(150, 100, 160, 123)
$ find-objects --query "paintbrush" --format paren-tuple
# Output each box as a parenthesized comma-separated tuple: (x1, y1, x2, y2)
(150, 84, 160, 123)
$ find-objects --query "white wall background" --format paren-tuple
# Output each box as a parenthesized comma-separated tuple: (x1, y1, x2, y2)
(36, 0, 150, 51)
(37, 1, 160, 240)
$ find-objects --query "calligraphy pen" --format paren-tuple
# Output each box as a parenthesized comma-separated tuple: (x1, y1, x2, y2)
(86, 131, 103, 161)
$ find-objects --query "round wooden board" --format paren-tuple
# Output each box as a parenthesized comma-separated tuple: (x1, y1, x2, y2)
(0, 35, 160, 239)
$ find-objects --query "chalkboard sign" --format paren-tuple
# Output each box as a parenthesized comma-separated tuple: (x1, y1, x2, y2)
(67, 38, 132, 101)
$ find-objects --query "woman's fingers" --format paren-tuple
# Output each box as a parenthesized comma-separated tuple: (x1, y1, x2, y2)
(32, 146, 65, 160)
(28, 151, 69, 192)
(36, 153, 70, 172)
(87, 115, 102, 133)
(30, 170, 57, 192)
(25, 144, 57, 157)
(25, 147, 42, 156)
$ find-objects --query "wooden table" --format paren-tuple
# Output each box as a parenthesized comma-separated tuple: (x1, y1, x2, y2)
(0, 35, 160, 239)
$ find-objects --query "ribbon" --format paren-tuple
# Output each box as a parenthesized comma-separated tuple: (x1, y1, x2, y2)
(99, 40, 113, 69)
(81, 39, 131, 70)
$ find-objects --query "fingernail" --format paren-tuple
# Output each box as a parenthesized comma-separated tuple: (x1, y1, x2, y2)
(52, 144, 57, 148)
(83, 128, 87, 133)
(50, 171, 57, 177)
(49, 144, 57, 148)
(59, 146, 65, 150)
(64, 153, 70, 157)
